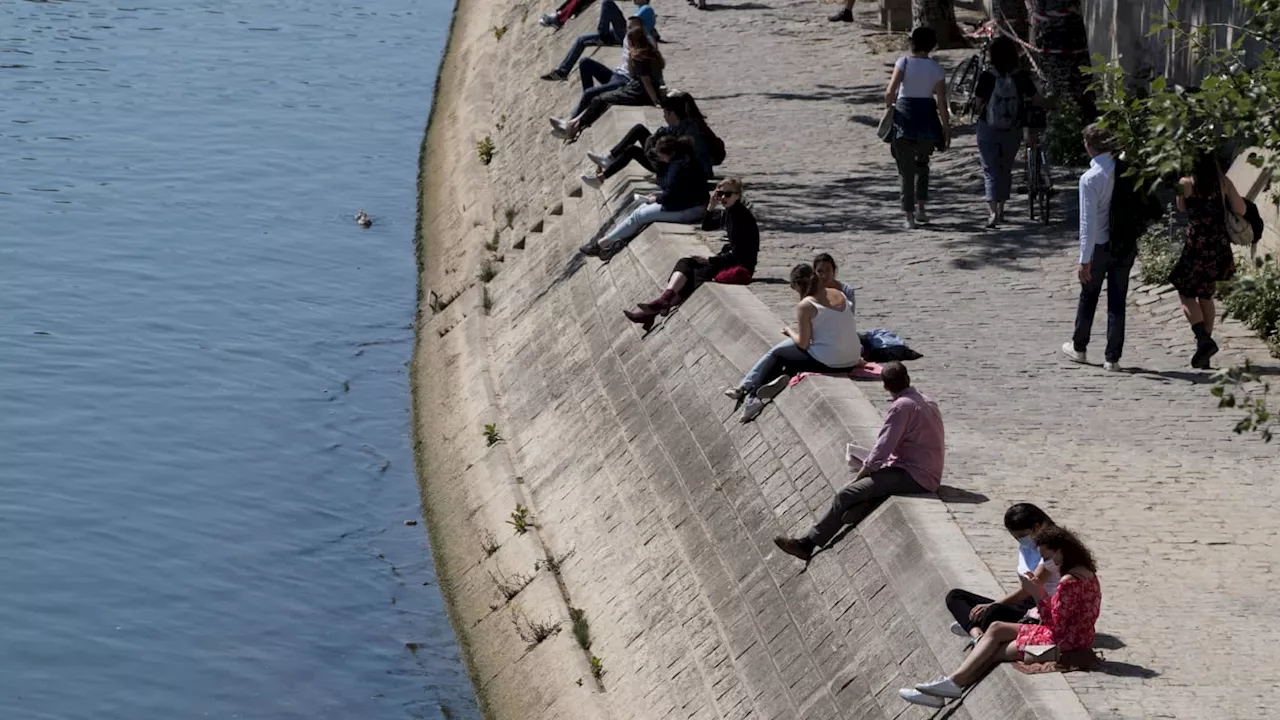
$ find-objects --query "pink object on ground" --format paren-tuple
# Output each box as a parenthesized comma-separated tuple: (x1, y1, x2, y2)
(785, 362, 883, 388)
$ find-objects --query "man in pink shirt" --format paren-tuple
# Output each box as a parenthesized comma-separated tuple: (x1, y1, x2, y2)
(774, 361, 945, 563)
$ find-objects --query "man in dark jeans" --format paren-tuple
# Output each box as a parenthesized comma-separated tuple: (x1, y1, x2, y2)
(1061, 124, 1162, 371)
(541, 0, 633, 81)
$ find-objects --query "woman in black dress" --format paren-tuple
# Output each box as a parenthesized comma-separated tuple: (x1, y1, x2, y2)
(1170, 152, 1245, 368)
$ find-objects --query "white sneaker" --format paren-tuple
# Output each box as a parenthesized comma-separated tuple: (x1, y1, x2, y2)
(898, 689, 946, 708)
(723, 385, 746, 401)
(739, 395, 766, 423)
(755, 375, 789, 401)
(916, 208, 929, 223)
(587, 151, 612, 170)
(1103, 361, 1121, 372)
(915, 676, 964, 699)
(1060, 341, 1087, 364)
(904, 214, 917, 230)
(949, 621, 969, 638)
(581, 173, 603, 189)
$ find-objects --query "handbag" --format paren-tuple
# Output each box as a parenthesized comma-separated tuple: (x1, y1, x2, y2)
(876, 106, 895, 143)
(1222, 190, 1255, 246)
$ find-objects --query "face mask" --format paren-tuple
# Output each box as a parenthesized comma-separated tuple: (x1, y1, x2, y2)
(1018, 536, 1037, 550)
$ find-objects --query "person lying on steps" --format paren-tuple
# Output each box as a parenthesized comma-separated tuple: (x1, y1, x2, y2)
(550, 24, 664, 141)
(773, 361, 944, 560)
(945, 503, 1059, 645)
(582, 92, 717, 188)
(621, 178, 757, 331)
(580, 135, 708, 261)
(900, 525, 1102, 708)
(726, 263, 863, 423)
(540, 0, 656, 81)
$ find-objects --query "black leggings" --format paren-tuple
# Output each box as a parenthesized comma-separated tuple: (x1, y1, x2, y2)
(603, 124, 657, 179)
(945, 588, 1035, 633)
(672, 256, 731, 301)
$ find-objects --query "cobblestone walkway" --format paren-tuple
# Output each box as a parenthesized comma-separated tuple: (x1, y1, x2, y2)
(640, 2, 1280, 718)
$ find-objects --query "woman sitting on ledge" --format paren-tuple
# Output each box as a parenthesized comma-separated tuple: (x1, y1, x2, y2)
(726, 262, 862, 423)
(580, 135, 708, 261)
(550, 25, 664, 141)
(581, 92, 717, 188)
(945, 503, 1059, 644)
(621, 177, 757, 331)
(900, 525, 1102, 709)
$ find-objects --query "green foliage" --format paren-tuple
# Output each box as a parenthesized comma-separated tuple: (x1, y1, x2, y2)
(1084, 0, 1280, 193)
(507, 503, 531, 534)
(589, 655, 605, 681)
(478, 259, 498, 283)
(1136, 207, 1183, 285)
(483, 423, 503, 446)
(1221, 255, 1280, 355)
(476, 136, 495, 165)
(1210, 362, 1274, 442)
(492, 25, 508, 41)
(569, 607, 592, 650)
(1045, 95, 1090, 168)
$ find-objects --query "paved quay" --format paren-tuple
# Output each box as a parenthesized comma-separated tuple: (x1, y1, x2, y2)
(635, 2, 1280, 718)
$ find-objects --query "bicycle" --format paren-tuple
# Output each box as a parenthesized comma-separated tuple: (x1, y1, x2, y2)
(947, 20, 997, 119)
(1025, 125, 1053, 225)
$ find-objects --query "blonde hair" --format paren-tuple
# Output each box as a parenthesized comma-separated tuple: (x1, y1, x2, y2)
(717, 177, 743, 195)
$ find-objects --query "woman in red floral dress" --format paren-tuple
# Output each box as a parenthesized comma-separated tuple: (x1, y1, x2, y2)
(899, 526, 1102, 708)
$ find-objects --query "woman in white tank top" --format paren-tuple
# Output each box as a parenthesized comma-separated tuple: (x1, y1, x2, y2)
(727, 263, 863, 423)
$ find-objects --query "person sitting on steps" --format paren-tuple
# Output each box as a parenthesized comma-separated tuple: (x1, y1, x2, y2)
(726, 263, 864, 423)
(812, 252, 856, 308)
(945, 503, 1059, 645)
(773, 361, 944, 561)
(580, 135, 708, 261)
(582, 92, 717, 188)
(553, 16, 647, 132)
(900, 525, 1102, 708)
(540, 0, 656, 81)
(621, 178, 758, 331)
(539, 0, 595, 30)
(551, 24, 664, 141)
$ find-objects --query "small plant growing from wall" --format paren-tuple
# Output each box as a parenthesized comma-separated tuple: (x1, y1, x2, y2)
(480, 529, 500, 557)
(492, 25, 508, 41)
(483, 423, 503, 446)
(476, 136, 495, 165)
(569, 607, 591, 650)
(485, 228, 500, 252)
(507, 503, 531, 534)
(589, 655, 605, 681)
(478, 259, 498, 283)
(503, 206, 517, 228)
(496, 113, 507, 132)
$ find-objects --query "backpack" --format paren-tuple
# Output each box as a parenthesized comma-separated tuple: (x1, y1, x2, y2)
(1108, 160, 1163, 260)
(702, 123, 727, 166)
(985, 73, 1021, 130)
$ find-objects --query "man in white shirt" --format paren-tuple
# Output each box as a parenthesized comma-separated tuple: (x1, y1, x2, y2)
(1061, 124, 1124, 371)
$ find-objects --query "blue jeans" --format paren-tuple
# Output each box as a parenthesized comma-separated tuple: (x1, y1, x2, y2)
(599, 203, 704, 246)
(976, 121, 1022, 202)
(573, 58, 627, 117)
(741, 340, 855, 393)
(1072, 242, 1134, 363)
(554, 0, 625, 74)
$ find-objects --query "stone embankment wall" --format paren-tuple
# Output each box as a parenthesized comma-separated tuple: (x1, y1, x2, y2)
(410, 0, 1095, 718)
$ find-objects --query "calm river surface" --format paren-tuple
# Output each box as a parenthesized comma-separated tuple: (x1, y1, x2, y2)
(0, 0, 479, 717)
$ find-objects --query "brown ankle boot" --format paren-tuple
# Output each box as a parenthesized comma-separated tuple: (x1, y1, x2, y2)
(637, 289, 679, 316)
(623, 308, 657, 332)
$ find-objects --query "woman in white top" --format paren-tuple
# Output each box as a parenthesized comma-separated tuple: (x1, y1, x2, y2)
(883, 27, 951, 229)
(944, 503, 1060, 643)
(728, 263, 861, 423)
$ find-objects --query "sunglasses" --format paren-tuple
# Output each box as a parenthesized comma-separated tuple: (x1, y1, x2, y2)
(715, 190, 739, 197)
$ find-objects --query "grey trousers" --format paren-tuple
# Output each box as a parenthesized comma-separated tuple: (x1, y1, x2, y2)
(806, 466, 926, 546)
(892, 138, 934, 212)
(976, 121, 1022, 202)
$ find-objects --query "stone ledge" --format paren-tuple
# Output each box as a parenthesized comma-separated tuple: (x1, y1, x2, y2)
(596, 107, 1091, 720)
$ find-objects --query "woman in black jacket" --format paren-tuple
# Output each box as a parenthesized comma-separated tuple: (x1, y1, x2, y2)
(580, 136, 708, 261)
(582, 92, 715, 187)
(583, 133, 711, 258)
(622, 178, 757, 330)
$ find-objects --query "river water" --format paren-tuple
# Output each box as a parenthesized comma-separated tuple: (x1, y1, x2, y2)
(0, 1, 480, 718)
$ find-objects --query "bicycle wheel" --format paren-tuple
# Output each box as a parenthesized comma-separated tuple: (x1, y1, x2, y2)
(1038, 151, 1052, 225)
(1026, 150, 1038, 221)
(948, 55, 980, 118)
